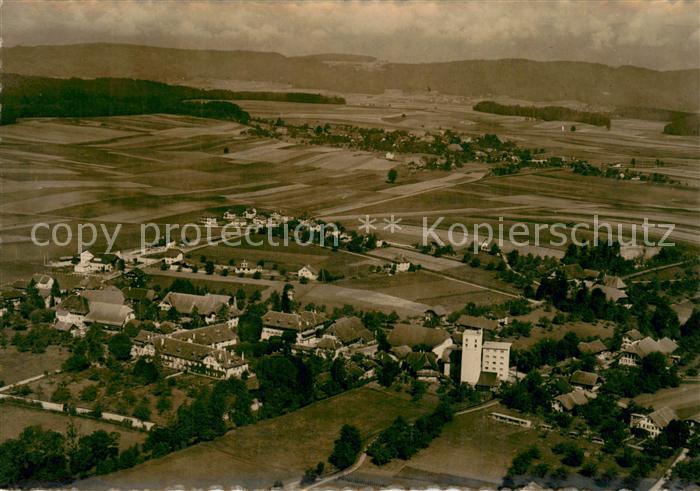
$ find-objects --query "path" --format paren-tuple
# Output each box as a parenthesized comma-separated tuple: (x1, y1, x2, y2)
(622, 261, 689, 280)
(648, 448, 688, 491)
(301, 399, 500, 490)
(0, 370, 59, 393)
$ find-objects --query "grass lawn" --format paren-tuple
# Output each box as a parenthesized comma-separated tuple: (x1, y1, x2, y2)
(79, 384, 437, 489)
(0, 401, 146, 450)
(0, 346, 70, 386)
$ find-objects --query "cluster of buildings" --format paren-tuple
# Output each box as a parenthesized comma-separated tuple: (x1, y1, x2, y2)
(131, 324, 248, 379)
(55, 286, 135, 335)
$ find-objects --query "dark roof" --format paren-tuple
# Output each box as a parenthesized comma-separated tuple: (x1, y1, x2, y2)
(387, 324, 450, 349)
(555, 389, 591, 411)
(57, 295, 90, 315)
(456, 315, 498, 331)
(403, 351, 438, 372)
(133, 330, 246, 369)
(570, 370, 599, 387)
(327, 316, 375, 345)
(424, 305, 447, 317)
(122, 287, 156, 302)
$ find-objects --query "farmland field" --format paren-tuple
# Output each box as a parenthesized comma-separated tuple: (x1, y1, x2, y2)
(78, 385, 437, 489)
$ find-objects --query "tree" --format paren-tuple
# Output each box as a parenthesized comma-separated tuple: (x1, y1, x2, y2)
(387, 168, 398, 183)
(328, 425, 362, 470)
(108, 333, 132, 361)
(205, 261, 215, 275)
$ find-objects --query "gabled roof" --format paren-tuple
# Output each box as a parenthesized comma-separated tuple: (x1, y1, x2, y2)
(404, 351, 438, 372)
(299, 264, 318, 274)
(161, 292, 230, 315)
(625, 329, 644, 341)
(133, 330, 246, 369)
(387, 324, 450, 349)
(327, 316, 375, 345)
(570, 370, 599, 387)
(262, 310, 326, 331)
(122, 287, 156, 302)
(603, 274, 627, 289)
(315, 337, 342, 351)
(424, 305, 447, 317)
(629, 336, 678, 358)
(648, 407, 677, 429)
(82, 286, 125, 305)
(1, 289, 25, 301)
(578, 339, 608, 355)
(555, 388, 591, 411)
(456, 314, 498, 330)
(57, 294, 90, 315)
(593, 285, 628, 302)
(85, 302, 133, 326)
(170, 323, 237, 346)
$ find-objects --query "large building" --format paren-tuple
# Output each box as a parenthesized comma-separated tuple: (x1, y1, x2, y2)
(460, 329, 482, 385)
(261, 310, 327, 344)
(460, 329, 512, 386)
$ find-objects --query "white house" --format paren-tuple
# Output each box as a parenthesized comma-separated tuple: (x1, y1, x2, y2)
(55, 294, 90, 330)
(298, 265, 319, 281)
(243, 207, 257, 220)
(74, 250, 113, 274)
(170, 323, 238, 349)
(392, 255, 411, 273)
(630, 407, 677, 438)
(162, 249, 184, 266)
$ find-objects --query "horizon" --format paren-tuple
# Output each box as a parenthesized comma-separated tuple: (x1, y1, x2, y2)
(4, 0, 700, 71)
(6, 40, 700, 73)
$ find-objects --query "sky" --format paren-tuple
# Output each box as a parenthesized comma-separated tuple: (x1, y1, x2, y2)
(4, 0, 700, 70)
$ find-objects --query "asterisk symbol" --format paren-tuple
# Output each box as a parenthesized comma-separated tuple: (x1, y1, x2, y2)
(358, 215, 377, 233)
(383, 215, 402, 233)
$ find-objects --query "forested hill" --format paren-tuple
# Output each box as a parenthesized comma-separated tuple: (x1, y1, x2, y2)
(0, 74, 344, 125)
(4, 43, 699, 111)
(473, 101, 611, 127)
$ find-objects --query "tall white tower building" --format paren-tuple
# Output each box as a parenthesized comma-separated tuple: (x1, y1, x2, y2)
(460, 328, 483, 385)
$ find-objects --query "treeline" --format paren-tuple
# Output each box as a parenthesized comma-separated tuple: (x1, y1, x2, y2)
(219, 91, 345, 104)
(0, 422, 140, 487)
(663, 113, 700, 136)
(474, 100, 611, 128)
(1, 74, 343, 125)
(366, 401, 453, 465)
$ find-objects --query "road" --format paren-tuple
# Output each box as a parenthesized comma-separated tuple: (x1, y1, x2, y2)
(299, 399, 500, 490)
(622, 261, 690, 280)
(648, 448, 688, 491)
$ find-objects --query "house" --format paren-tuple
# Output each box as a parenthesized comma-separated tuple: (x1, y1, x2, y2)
(122, 287, 156, 303)
(578, 339, 609, 355)
(424, 305, 447, 322)
(392, 255, 411, 273)
(325, 316, 375, 347)
(74, 250, 113, 274)
(55, 294, 90, 329)
(0, 289, 24, 311)
(162, 249, 184, 266)
(622, 329, 644, 350)
(170, 323, 237, 349)
(200, 216, 218, 227)
(460, 328, 511, 385)
(32, 274, 55, 292)
(570, 370, 599, 389)
(603, 274, 627, 290)
(131, 331, 248, 379)
(630, 407, 677, 438)
(298, 265, 319, 281)
(620, 335, 678, 366)
(243, 207, 257, 219)
(620, 245, 660, 261)
(553, 388, 595, 412)
(482, 341, 511, 382)
(387, 324, 452, 359)
(85, 302, 135, 328)
(159, 292, 231, 323)
(456, 314, 499, 331)
(261, 310, 327, 344)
